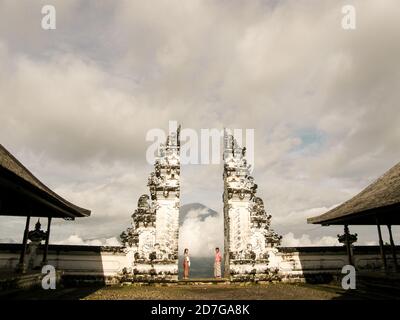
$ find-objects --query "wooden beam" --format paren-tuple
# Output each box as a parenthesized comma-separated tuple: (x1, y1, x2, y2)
(42, 217, 52, 265)
(387, 225, 398, 272)
(376, 217, 387, 272)
(17, 215, 30, 273)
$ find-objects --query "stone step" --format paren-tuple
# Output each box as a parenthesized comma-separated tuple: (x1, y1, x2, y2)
(178, 278, 229, 284)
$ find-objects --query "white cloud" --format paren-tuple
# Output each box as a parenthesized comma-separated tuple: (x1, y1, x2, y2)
(179, 208, 223, 257)
(54, 235, 121, 246)
(281, 232, 339, 247)
(274, 205, 339, 225)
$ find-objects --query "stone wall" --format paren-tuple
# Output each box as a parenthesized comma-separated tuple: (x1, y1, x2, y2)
(0, 244, 126, 284)
(0, 244, 398, 284)
(275, 246, 399, 283)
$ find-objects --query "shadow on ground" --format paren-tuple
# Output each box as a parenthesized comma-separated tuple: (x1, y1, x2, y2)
(2, 284, 104, 300)
(2, 282, 399, 300)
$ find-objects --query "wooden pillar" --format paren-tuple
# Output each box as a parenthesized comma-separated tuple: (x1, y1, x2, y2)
(344, 225, 353, 265)
(42, 217, 52, 265)
(376, 217, 387, 272)
(17, 215, 30, 273)
(387, 225, 398, 272)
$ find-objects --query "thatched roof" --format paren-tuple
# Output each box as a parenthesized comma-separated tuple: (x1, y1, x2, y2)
(0, 144, 91, 218)
(308, 161, 400, 225)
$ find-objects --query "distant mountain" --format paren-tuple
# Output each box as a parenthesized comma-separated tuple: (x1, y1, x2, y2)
(179, 203, 218, 226)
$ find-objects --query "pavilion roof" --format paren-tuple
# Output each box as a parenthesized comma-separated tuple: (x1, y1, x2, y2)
(308, 161, 400, 225)
(0, 144, 91, 219)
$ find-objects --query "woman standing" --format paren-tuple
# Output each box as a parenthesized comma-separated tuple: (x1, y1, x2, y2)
(214, 247, 222, 278)
(183, 248, 190, 279)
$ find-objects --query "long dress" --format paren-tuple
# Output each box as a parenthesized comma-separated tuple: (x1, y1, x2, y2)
(214, 252, 222, 278)
(183, 254, 190, 279)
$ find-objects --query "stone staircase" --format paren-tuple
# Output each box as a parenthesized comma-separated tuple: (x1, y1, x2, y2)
(178, 278, 230, 285)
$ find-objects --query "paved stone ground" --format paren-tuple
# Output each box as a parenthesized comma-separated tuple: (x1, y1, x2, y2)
(3, 282, 389, 300)
(83, 283, 346, 300)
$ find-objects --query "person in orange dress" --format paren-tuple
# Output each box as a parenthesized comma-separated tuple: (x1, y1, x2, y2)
(183, 248, 190, 279)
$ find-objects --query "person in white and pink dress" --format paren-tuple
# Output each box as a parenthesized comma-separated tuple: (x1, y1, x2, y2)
(214, 247, 222, 278)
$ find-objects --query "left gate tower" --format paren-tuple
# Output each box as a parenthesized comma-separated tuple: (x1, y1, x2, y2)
(121, 125, 181, 281)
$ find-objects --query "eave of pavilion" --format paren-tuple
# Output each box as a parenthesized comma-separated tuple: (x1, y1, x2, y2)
(307, 203, 400, 226)
(308, 161, 400, 226)
(0, 144, 91, 219)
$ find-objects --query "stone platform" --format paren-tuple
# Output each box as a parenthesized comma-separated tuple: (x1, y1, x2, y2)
(178, 278, 230, 285)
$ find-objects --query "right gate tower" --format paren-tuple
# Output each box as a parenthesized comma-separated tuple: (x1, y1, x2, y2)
(223, 130, 282, 281)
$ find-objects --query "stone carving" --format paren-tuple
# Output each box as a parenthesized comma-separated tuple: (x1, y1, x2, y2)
(120, 126, 181, 281)
(223, 130, 282, 281)
(27, 220, 47, 270)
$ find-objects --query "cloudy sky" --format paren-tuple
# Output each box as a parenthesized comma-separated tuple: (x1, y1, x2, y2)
(1, 0, 399, 255)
